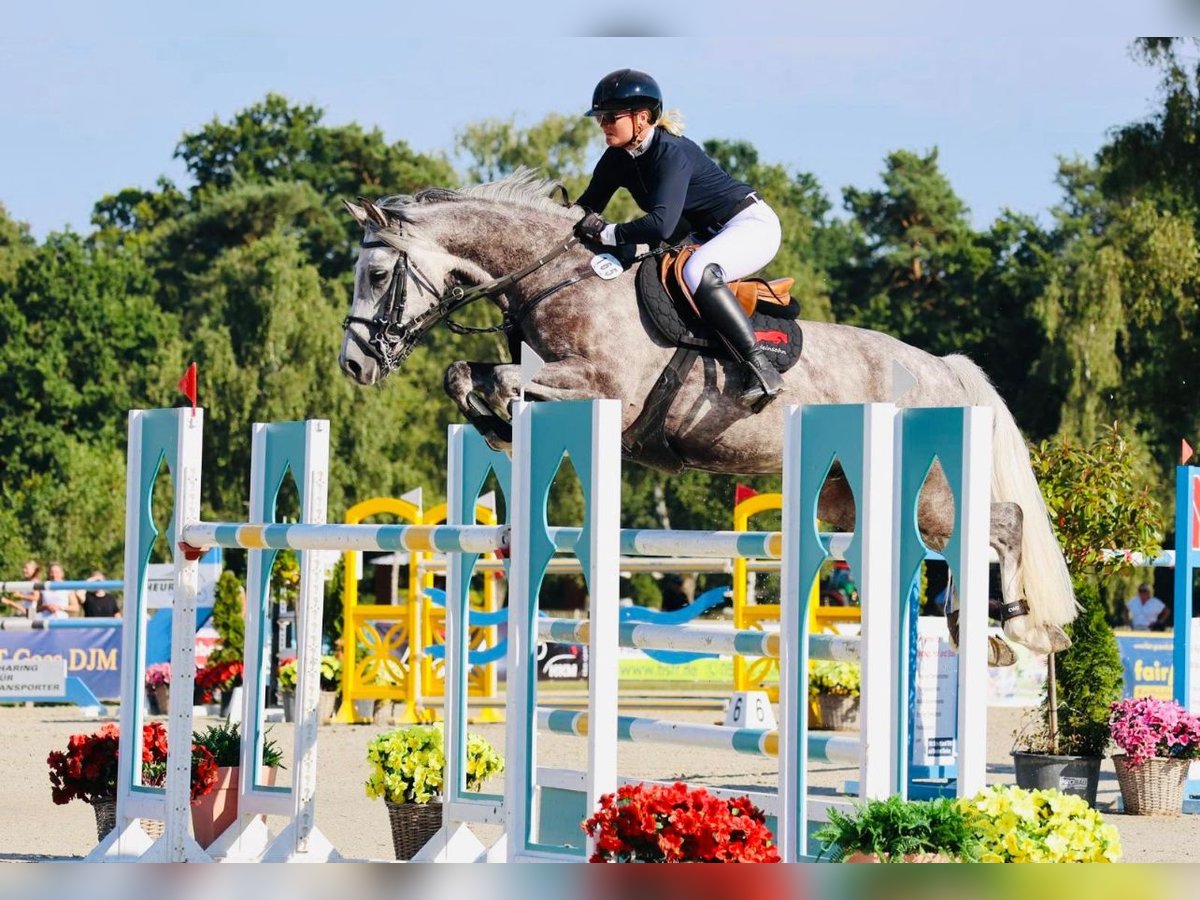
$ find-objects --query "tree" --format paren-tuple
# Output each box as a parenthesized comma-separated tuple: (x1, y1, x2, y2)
(832, 149, 993, 356)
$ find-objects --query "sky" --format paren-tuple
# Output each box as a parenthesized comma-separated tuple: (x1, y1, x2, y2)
(0, 4, 1189, 241)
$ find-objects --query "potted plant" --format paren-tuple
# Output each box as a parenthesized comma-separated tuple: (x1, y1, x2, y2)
(1016, 426, 1162, 805)
(277, 657, 297, 722)
(1010, 580, 1124, 804)
(583, 781, 780, 863)
(188, 721, 284, 848)
(1108, 697, 1200, 815)
(956, 784, 1122, 862)
(319, 654, 341, 723)
(814, 795, 979, 862)
(48, 722, 218, 840)
(364, 724, 503, 860)
(808, 660, 860, 731)
(145, 662, 171, 715)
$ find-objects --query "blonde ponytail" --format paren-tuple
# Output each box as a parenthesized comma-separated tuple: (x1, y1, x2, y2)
(656, 108, 685, 136)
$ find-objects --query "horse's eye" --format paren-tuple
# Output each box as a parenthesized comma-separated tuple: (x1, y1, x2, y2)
(369, 269, 389, 285)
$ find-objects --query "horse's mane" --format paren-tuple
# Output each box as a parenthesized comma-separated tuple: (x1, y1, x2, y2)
(376, 168, 576, 222)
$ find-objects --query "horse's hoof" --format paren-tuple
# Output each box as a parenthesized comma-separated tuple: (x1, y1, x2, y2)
(470, 414, 513, 451)
(988, 635, 1017, 668)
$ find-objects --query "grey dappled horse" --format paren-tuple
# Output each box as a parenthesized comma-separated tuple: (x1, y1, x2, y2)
(339, 171, 1075, 657)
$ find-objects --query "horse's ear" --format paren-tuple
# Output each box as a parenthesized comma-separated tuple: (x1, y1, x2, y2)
(343, 199, 371, 228)
(360, 199, 391, 229)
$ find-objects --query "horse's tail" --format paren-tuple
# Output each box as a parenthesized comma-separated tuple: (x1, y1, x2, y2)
(942, 354, 1077, 647)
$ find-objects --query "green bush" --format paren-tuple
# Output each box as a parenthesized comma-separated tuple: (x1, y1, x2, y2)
(814, 796, 980, 862)
(206, 570, 245, 666)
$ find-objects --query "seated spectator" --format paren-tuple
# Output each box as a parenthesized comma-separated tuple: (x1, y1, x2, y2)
(1125, 583, 1169, 631)
(37, 561, 79, 619)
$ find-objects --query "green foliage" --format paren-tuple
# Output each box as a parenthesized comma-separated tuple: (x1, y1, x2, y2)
(1030, 423, 1163, 572)
(813, 796, 980, 862)
(1027, 424, 1154, 755)
(192, 721, 283, 769)
(207, 571, 245, 666)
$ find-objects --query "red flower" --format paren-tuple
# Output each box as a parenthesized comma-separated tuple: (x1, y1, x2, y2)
(582, 782, 781, 863)
(48, 722, 218, 805)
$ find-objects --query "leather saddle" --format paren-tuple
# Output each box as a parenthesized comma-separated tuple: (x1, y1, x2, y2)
(661, 244, 798, 319)
(634, 247, 803, 374)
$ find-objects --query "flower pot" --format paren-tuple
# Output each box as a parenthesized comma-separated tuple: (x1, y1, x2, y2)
(319, 690, 339, 723)
(190, 765, 277, 848)
(1012, 751, 1103, 805)
(813, 693, 859, 731)
(1112, 754, 1190, 815)
(384, 800, 443, 860)
(151, 683, 170, 716)
(280, 689, 295, 723)
(1011, 751, 1102, 806)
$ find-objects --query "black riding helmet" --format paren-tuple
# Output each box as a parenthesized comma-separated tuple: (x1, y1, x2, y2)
(585, 69, 663, 120)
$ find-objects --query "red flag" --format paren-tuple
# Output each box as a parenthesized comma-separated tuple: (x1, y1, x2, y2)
(177, 362, 197, 411)
(734, 483, 759, 507)
(1183, 438, 1195, 466)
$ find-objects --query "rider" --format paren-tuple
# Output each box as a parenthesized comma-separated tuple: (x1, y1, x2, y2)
(574, 68, 784, 410)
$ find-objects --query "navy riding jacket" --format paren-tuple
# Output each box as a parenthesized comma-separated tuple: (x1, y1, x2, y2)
(576, 130, 753, 245)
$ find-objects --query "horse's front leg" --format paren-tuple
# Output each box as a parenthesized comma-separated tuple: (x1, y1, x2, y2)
(444, 361, 522, 451)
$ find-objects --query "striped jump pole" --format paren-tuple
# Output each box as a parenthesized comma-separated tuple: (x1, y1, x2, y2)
(537, 709, 861, 765)
(537, 617, 860, 663)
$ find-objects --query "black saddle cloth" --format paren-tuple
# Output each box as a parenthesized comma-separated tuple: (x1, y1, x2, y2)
(634, 256, 803, 372)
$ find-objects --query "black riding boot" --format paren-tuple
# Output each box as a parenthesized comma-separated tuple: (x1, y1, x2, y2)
(693, 263, 784, 410)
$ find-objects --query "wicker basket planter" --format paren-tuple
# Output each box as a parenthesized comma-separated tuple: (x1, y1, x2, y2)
(1112, 754, 1190, 815)
(90, 798, 166, 841)
(812, 692, 860, 731)
(385, 800, 442, 860)
(91, 798, 117, 841)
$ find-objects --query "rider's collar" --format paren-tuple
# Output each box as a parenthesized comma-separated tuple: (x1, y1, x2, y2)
(625, 126, 656, 158)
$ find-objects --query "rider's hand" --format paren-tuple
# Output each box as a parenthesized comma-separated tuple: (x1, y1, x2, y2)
(574, 212, 610, 243)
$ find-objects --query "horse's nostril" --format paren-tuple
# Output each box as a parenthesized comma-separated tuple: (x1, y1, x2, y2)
(341, 356, 362, 380)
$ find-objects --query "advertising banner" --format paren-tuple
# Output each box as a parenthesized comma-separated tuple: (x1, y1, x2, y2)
(0, 625, 121, 699)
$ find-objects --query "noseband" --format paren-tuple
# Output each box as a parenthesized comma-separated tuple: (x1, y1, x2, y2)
(342, 228, 582, 376)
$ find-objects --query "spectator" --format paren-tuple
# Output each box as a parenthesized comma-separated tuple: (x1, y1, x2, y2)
(1125, 582, 1169, 631)
(1, 560, 41, 618)
(37, 561, 79, 619)
(822, 561, 859, 606)
(81, 570, 120, 618)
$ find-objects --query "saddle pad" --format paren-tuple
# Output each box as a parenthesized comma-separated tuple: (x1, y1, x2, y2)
(636, 256, 803, 373)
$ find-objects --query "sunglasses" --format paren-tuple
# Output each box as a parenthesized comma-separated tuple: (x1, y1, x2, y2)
(596, 110, 633, 126)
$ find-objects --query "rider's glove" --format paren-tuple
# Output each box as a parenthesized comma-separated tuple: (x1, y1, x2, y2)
(575, 212, 611, 244)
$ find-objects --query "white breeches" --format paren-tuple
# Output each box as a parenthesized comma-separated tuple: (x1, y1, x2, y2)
(681, 198, 782, 293)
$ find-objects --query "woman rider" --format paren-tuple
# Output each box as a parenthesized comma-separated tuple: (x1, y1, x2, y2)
(574, 68, 784, 409)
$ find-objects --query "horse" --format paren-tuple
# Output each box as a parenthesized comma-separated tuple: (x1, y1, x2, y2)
(338, 170, 1075, 658)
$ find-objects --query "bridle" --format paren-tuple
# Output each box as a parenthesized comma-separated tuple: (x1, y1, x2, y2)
(342, 226, 582, 376)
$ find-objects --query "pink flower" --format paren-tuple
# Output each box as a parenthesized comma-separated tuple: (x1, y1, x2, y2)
(1110, 697, 1200, 766)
